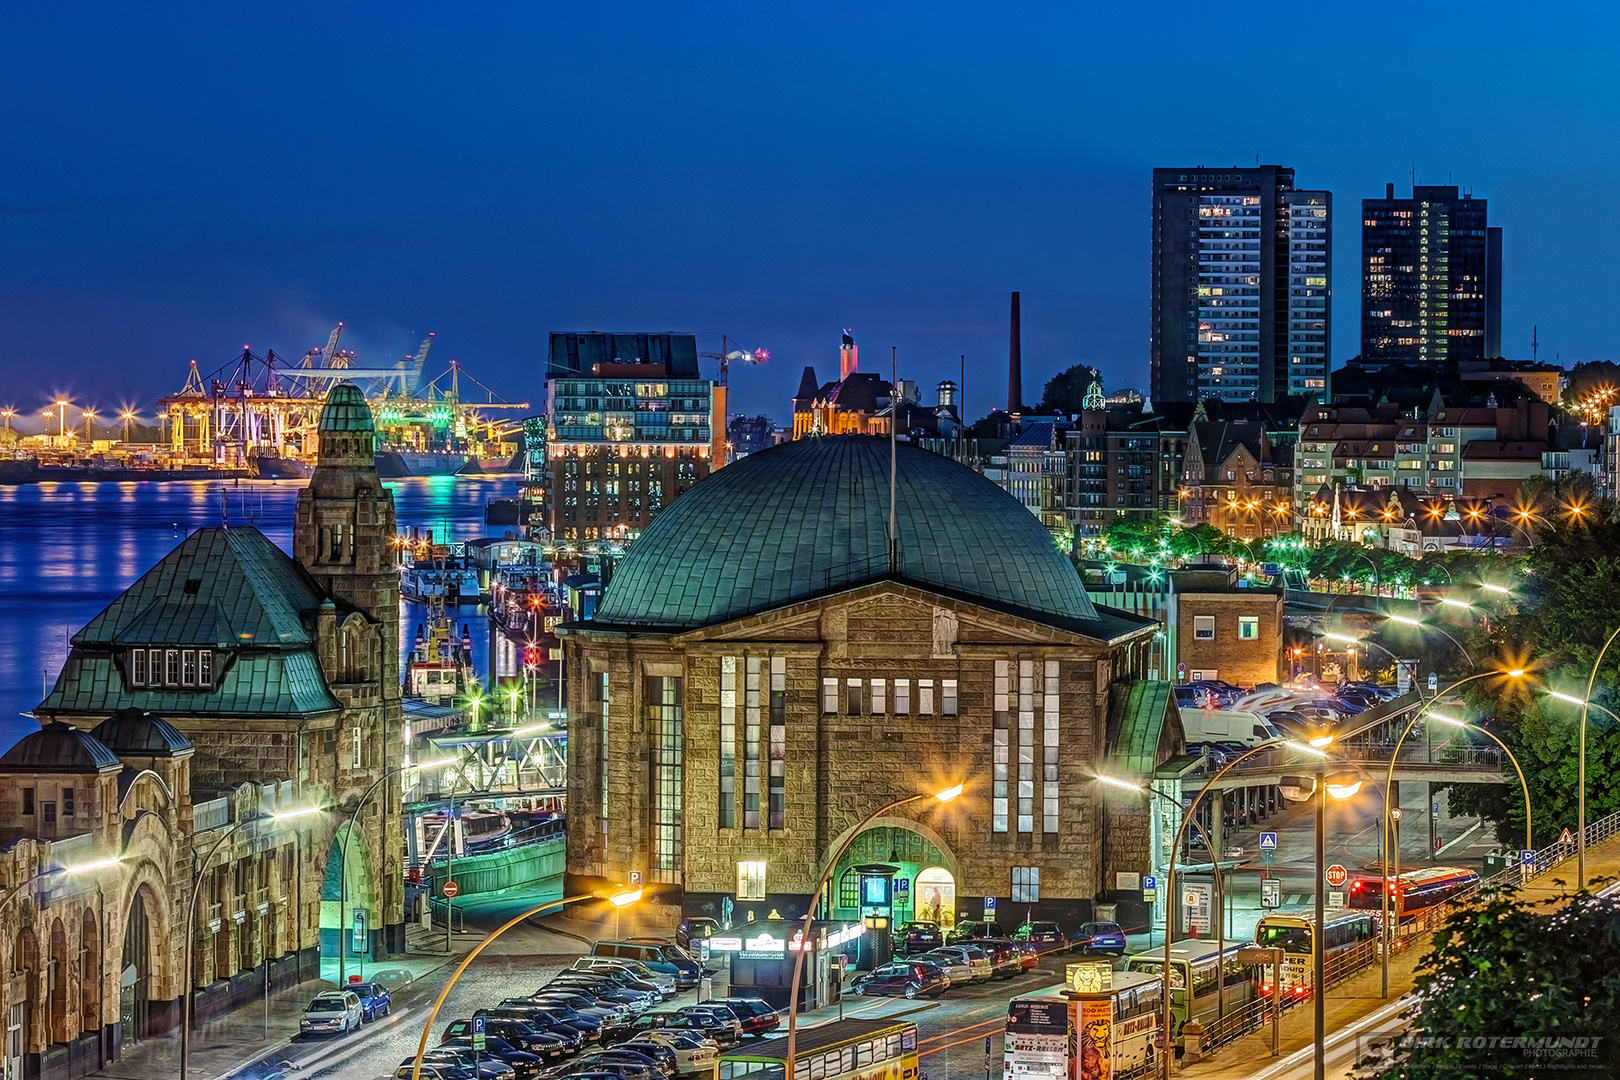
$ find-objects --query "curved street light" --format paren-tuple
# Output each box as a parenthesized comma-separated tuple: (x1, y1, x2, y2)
(1426, 712, 1533, 861)
(1377, 668, 1522, 999)
(407, 890, 641, 1080)
(784, 783, 963, 1080)
(181, 805, 322, 1080)
(1377, 616, 1477, 670)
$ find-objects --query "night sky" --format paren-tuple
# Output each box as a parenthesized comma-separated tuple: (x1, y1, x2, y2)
(5, 2, 1617, 425)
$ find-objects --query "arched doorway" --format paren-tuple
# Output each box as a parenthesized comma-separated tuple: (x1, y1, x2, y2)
(47, 920, 68, 1045)
(320, 824, 376, 963)
(827, 825, 958, 928)
(12, 927, 39, 1077)
(120, 891, 151, 1046)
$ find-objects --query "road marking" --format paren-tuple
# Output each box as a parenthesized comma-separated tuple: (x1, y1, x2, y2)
(1240, 996, 1411, 1080)
(1435, 821, 1482, 855)
(286, 1006, 417, 1078)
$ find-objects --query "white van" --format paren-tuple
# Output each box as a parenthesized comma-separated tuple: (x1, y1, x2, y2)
(1178, 707, 1281, 747)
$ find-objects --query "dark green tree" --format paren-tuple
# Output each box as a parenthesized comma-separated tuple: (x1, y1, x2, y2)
(1364, 889, 1620, 1078)
(1037, 364, 1104, 414)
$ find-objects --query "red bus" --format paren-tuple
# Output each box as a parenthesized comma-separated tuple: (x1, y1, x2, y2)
(1347, 866, 1479, 922)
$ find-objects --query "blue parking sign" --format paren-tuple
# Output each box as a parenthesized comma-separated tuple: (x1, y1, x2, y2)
(1141, 876, 1156, 890)
(1521, 849, 1536, 866)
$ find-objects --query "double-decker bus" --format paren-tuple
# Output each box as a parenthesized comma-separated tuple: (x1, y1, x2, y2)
(1253, 911, 1377, 997)
(1119, 941, 1261, 1044)
(1346, 866, 1479, 923)
(1005, 971, 1161, 1080)
(719, 1018, 919, 1080)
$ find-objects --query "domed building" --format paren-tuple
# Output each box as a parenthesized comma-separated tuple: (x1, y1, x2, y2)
(564, 436, 1173, 942)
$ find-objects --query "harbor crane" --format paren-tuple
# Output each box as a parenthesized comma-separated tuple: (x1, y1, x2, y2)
(700, 335, 769, 386)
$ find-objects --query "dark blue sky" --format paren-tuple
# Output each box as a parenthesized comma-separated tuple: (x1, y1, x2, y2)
(4, 2, 1617, 425)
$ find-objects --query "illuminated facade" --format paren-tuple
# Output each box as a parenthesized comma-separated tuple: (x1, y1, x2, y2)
(1151, 167, 1332, 405)
(1362, 184, 1501, 367)
(546, 333, 720, 543)
(791, 332, 893, 439)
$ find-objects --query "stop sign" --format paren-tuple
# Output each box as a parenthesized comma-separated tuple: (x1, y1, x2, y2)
(443, 880, 460, 899)
(1325, 864, 1349, 889)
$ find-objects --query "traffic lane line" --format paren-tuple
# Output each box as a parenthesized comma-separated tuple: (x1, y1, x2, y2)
(278, 1005, 419, 1078)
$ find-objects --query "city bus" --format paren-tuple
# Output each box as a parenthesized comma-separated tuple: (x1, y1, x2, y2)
(719, 1018, 919, 1080)
(1119, 941, 1261, 1043)
(1346, 866, 1479, 923)
(1253, 911, 1377, 997)
(1005, 971, 1161, 1080)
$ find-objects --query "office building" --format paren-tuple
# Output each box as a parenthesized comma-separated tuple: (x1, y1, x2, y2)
(1362, 184, 1502, 366)
(546, 332, 721, 544)
(1151, 166, 1332, 405)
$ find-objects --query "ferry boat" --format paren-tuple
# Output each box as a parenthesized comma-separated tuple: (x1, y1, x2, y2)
(399, 531, 484, 605)
(405, 618, 477, 704)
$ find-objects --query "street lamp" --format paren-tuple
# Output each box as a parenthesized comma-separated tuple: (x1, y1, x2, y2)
(182, 805, 322, 1080)
(1377, 668, 1522, 999)
(609, 887, 643, 938)
(408, 889, 642, 1080)
(1573, 625, 1620, 890)
(1277, 762, 1367, 1080)
(1427, 712, 1533, 864)
(784, 784, 963, 1080)
(1379, 615, 1476, 669)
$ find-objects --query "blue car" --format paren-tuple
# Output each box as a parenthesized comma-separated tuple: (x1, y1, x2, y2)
(1070, 921, 1127, 956)
(352, 981, 393, 1021)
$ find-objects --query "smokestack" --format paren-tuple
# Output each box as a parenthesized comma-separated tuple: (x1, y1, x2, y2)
(1008, 291, 1022, 412)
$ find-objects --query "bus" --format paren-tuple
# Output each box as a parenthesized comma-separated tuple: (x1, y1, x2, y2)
(1005, 971, 1161, 1080)
(719, 1018, 919, 1080)
(1347, 866, 1479, 923)
(1119, 941, 1261, 1043)
(1253, 911, 1377, 997)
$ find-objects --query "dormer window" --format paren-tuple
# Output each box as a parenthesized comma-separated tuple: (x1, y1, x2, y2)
(128, 647, 214, 689)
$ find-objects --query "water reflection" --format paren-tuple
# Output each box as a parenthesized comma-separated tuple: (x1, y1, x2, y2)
(0, 476, 521, 751)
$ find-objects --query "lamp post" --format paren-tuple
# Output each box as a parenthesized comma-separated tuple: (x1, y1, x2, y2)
(1381, 615, 1476, 670)
(784, 784, 963, 1080)
(609, 887, 642, 939)
(1276, 768, 1366, 1080)
(1154, 738, 1331, 1080)
(408, 891, 640, 1080)
(1377, 668, 1522, 998)
(337, 757, 458, 987)
(182, 805, 321, 1080)
(1426, 712, 1533, 864)
(1575, 626, 1620, 890)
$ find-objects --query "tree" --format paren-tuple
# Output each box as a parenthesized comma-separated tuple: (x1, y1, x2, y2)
(1363, 889, 1620, 1078)
(1038, 364, 1103, 414)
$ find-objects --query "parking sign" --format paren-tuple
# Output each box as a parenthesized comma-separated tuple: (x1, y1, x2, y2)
(472, 1014, 486, 1051)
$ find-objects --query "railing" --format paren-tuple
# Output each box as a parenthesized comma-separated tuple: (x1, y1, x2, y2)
(193, 797, 230, 832)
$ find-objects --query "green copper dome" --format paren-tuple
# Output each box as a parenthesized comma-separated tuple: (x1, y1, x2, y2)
(594, 436, 1098, 630)
(318, 382, 375, 433)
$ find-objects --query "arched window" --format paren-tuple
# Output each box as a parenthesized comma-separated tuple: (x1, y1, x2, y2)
(48, 919, 68, 1044)
(837, 867, 860, 910)
(80, 908, 100, 1036)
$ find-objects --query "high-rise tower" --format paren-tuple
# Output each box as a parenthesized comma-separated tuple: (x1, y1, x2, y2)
(1151, 166, 1332, 404)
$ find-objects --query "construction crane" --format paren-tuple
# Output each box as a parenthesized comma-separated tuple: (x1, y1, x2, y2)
(700, 335, 769, 386)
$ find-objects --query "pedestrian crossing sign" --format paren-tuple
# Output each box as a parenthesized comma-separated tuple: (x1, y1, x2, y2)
(1259, 831, 1278, 850)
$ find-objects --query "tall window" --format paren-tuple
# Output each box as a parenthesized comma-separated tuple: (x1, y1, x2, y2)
(719, 658, 737, 829)
(1018, 660, 1035, 833)
(918, 679, 935, 715)
(745, 657, 762, 829)
(165, 649, 181, 685)
(846, 679, 862, 716)
(942, 679, 958, 716)
(598, 673, 612, 845)
(870, 678, 887, 715)
(1043, 661, 1059, 833)
(822, 677, 838, 714)
(737, 860, 767, 901)
(646, 676, 684, 881)
(893, 679, 910, 715)
(992, 661, 1010, 833)
(132, 649, 148, 685)
(1012, 866, 1040, 903)
(769, 657, 786, 830)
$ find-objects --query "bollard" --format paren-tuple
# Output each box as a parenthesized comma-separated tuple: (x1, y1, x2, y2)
(1180, 1020, 1207, 1065)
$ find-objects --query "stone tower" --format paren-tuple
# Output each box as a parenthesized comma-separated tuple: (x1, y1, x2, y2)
(293, 382, 407, 956)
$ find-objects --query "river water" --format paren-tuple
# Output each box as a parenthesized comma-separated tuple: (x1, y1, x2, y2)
(0, 475, 525, 751)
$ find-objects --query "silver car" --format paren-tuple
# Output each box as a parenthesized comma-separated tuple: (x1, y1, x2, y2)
(923, 945, 994, 984)
(300, 991, 362, 1035)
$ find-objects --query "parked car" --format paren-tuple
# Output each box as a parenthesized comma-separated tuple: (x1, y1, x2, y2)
(990, 939, 1040, 971)
(557, 1058, 657, 1080)
(892, 921, 943, 954)
(498, 1000, 607, 1042)
(571, 1048, 667, 1080)
(394, 1063, 476, 1080)
(675, 917, 719, 952)
(572, 958, 678, 998)
(1011, 921, 1068, 953)
(968, 939, 1024, 978)
(545, 975, 658, 1010)
(443, 1018, 575, 1060)
(634, 1031, 716, 1075)
(947, 919, 1004, 944)
(949, 943, 999, 981)
(419, 1048, 518, 1080)
(679, 1005, 743, 1044)
(592, 940, 703, 989)
(531, 990, 632, 1024)
(565, 964, 669, 999)
(441, 1037, 546, 1079)
(1069, 921, 1127, 956)
(853, 961, 948, 999)
(703, 997, 779, 1037)
(915, 948, 983, 986)
(300, 991, 362, 1036)
(349, 980, 393, 1022)
(612, 1041, 680, 1077)
(630, 1008, 738, 1045)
